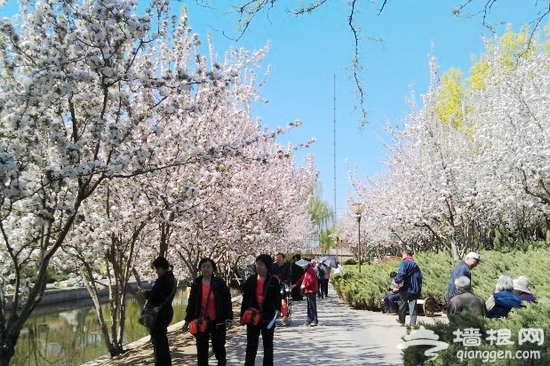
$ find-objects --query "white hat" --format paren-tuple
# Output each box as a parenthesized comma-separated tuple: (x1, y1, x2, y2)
(513, 276, 532, 294)
(465, 252, 480, 261)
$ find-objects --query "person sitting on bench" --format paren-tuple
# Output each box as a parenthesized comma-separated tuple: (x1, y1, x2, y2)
(382, 271, 400, 314)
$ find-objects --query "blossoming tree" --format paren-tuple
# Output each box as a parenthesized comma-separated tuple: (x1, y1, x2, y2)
(343, 30, 550, 260)
(0, 0, 316, 362)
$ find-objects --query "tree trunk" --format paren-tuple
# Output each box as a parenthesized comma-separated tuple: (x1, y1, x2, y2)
(450, 238, 459, 262)
(0, 327, 19, 366)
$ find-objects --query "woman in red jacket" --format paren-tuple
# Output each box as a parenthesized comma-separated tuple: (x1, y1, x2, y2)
(184, 258, 233, 365)
(240, 254, 281, 366)
(301, 260, 319, 326)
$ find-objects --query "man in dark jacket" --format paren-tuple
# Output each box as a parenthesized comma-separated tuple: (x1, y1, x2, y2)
(290, 254, 304, 301)
(271, 253, 291, 284)
(446, 252, 480, 302)
(394, 249, 422, 327)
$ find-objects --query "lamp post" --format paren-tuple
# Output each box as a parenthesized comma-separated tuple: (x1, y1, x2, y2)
(351, 202, 364, 273)
(336, 235, 341, 265)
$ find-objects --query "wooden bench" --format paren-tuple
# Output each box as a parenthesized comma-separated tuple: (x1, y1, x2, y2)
(383, 295, 438, 316)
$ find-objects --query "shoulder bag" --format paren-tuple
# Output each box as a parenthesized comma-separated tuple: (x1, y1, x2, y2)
(139, 279, 177, 328)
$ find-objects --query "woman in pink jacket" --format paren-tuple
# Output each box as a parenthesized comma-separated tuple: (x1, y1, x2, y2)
(300, 260, 319, 326)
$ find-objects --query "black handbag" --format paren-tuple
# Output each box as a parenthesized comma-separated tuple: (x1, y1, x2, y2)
(139, 280, 177, 328)
(138, 303, 160, 328)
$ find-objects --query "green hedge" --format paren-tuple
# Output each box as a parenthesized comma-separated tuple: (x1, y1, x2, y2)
(333, 247, 550, 310)
(403, 304, 550, 365)
(332, 246, 550, 365)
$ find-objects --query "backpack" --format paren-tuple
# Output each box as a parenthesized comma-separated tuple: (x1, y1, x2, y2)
(408, 264, 423, 297)
(317, 264, 327, 279)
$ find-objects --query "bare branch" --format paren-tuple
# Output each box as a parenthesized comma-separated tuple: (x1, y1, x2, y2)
(293, 0, 329, 15)
(348, 0, 369, 128)
(377, 0, 389, 15)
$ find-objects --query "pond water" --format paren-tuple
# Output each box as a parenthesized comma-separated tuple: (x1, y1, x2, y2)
(11, 288, 188, 366)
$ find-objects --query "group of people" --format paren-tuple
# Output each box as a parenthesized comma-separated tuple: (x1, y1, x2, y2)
(132, 249, 538, 366)
(183, 254, 284, 366)
(271, 253, 332, 327)
(446, 251, 536, 318)
(380, 250, 537, 328)
(140, 252, 332, 366)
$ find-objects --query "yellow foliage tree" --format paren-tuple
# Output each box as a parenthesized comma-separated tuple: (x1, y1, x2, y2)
(435, 67, 465, 128)
(436, 27, 541, 131)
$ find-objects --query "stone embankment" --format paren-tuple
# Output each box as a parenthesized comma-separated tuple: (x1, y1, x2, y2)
(6, 282, 142, 309)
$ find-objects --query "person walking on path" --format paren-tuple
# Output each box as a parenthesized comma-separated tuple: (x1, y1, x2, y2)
(290, 254, 305, 301)
(446, 252, 480, 302)
(271, 252, 291, 285)
(139, 257, 177, 366)
(241, 254, 281, 366)
(300, 259, 319, 326)
(183, 258, 233, 366)
(316, 261, 329, 299)
(394, 249, 422, 327)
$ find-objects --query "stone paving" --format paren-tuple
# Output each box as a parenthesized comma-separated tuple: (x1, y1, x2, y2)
(83, 285, 447, 365)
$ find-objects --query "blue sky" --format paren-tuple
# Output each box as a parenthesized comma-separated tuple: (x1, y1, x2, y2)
(181, 1, 542, 218)
(1, 0, 543, 218)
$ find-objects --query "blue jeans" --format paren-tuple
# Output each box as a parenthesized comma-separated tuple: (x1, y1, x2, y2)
(305, 293, 318, 324)
(383, 292, 400, 313)
(398, 292, 418, 326)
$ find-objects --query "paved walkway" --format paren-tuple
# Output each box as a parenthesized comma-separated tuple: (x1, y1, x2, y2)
(225, 287, 445, 365)
(85, 284, 446, 365)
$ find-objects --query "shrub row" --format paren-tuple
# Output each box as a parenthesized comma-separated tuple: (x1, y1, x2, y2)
(332, 245, 550, 365)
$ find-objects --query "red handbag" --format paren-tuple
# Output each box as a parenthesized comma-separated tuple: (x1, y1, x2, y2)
(241, 307, 262, 326)
(188, 317, 209, 335)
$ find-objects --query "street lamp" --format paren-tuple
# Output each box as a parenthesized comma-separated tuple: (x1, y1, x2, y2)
(333, 231, 341, 265)
(351, 202, 364, 273)
(336, 234, 341, 265)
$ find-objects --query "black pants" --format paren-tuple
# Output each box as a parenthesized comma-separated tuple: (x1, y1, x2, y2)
(245, 323, 274, 366)
(318, 279, 329, 297)
(150, 325, 171, 366)
(195, 323, 227, 366)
